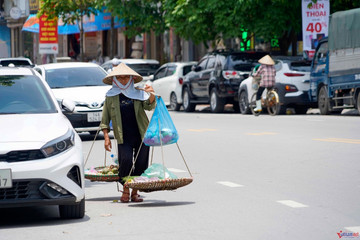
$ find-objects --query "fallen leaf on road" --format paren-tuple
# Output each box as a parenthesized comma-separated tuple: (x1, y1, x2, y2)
(101, 213, 112, 217)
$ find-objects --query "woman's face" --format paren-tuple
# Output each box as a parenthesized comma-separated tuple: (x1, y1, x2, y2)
(116, 75, 131, 85)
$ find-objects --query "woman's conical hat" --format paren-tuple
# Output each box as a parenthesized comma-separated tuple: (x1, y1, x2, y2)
(103, 62, 143, 85)
(258, 55, 275, 65)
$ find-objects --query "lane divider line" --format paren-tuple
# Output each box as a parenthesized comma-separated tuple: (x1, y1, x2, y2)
(217, 181, 244, 188)
(187, 128, 217, 132)
(277, 200, 308, 208)
(313, 138, 360, 144)
(246, 132, 278, 136)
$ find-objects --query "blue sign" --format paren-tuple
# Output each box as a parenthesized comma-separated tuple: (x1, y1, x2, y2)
(22, 10, 125, 35)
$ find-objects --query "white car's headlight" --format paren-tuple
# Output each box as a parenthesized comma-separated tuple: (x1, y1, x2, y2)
(41, 129, 75, 157)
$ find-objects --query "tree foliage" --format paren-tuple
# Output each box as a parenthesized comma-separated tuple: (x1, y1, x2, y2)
(38, 0, 360, 57)
(105, 0, 167, 38)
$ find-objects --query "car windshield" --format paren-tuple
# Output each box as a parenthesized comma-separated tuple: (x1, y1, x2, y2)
(127, 64, 160, 76)
(0, 75, 57, 114)
(45, 67, 107, 88)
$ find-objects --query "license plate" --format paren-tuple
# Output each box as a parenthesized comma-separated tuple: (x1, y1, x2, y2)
(0, 169, 12, 188)
(87, 112, 102, 122)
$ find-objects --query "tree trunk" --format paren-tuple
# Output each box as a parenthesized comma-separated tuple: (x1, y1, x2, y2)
(79, 15, 84, 61)
(110, 17, 114, 58)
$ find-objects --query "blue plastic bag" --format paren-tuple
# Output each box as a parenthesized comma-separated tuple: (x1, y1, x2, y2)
(143, 96, 179, 146)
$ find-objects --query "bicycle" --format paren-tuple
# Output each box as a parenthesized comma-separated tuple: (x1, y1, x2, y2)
(249, 87, 280, 116)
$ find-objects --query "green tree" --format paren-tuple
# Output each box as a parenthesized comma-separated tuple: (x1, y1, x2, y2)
(38, 0, 100, 61)
(105, 0, 167, 38)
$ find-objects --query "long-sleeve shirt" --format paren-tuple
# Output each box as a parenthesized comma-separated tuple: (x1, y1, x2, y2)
(100, 94, 156, 144)
(253, 64, 276, 87)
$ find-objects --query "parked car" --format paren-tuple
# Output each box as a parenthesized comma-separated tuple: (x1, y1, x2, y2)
(0, 57, 33, 67)
(182, 50, 268, 113)
(238, 57, 313, 114)
(101, 58, 160, 87)
(34, 62, 110, 134)
(0, 67, 85, 219)
(146, 62, 197, 111)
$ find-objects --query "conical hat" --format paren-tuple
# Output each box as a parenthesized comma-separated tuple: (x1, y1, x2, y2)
(258, 55, 275, 65)
(103, 62, 143, 85)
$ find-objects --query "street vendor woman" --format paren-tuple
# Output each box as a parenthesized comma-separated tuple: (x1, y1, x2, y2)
(100, 63, 156, 203)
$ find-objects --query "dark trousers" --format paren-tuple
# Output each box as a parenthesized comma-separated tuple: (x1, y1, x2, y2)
(256, 87, 266, 100)
(256, 87, 273, 100)
(118, 142, 149, 185)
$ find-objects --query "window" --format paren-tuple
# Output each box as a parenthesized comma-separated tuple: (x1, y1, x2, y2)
(197, 57, 208, 70)
(313, 42, 328, 68)
(165, 66, 176, 77)
(153, 67, 167, 80)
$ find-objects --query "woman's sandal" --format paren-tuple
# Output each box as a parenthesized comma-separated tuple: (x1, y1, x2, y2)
(120, 192, 130, 203)
(131, 193, 143, 202)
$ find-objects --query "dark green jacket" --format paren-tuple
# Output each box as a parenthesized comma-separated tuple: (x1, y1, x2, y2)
(100, 95, 156, 144)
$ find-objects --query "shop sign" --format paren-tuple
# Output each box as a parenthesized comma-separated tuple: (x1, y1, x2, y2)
(29, 0, 40, 14)
(302, 0, 329, 58)
(39, 14, 58, 54)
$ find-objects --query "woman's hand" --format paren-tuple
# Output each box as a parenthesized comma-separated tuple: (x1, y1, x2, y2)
(144, 84, 155, 103)
(103, 129, 112, 152)
(104, 137, 112, 152)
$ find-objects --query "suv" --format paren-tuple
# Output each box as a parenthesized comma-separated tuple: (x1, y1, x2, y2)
(182, 51, 268, 113)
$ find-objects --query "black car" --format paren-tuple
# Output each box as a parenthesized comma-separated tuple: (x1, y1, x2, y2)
(182, 50, 268, 113)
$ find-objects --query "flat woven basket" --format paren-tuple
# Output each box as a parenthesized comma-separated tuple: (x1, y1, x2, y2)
(125, 177, 193, 192)
(85, 166, 119, 182)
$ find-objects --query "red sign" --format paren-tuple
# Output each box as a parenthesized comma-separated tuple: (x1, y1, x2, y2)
(39, 14, 58, 54)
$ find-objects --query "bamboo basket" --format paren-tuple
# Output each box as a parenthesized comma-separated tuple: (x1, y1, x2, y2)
(85, 166, 119, 182)
(125, 177, 193, 192)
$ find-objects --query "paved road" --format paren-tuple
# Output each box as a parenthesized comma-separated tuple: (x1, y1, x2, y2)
(1, 109, 359, 240)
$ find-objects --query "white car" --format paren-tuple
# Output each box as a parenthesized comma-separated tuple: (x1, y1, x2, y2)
(146, 62, 197, 111)
(0, 67, 85, 219)
(35, 62, 111, 134)
(101, 58, 160, 87)
(238, 57, 313, 114)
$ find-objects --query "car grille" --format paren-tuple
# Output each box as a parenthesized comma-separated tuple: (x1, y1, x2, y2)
(1, 181, 45, 200)
(0, 150, 45, 162)
(0, 180, 72, 201)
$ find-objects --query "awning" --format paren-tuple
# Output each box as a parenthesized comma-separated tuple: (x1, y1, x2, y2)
(22, 11, 125, 35)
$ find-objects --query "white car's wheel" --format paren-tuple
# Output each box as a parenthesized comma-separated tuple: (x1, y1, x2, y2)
(59, 198, 85, 219)
(170, 92, 181, 111)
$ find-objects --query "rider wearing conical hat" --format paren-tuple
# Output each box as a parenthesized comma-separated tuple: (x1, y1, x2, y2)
(252, 55, 276, 112)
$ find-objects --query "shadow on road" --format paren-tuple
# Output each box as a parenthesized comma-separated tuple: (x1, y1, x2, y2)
(0, 205, 90, 228)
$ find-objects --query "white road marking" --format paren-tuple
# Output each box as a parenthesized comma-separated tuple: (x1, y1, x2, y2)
(217, 181, 244, 187)
(345, 226, 360, 233)
(277, 200, 308, 208)
(167, 168, 186, 173)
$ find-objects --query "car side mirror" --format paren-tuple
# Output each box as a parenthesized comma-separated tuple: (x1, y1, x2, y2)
(61, 99, 75, 113)
(193, 66, 202, 72)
